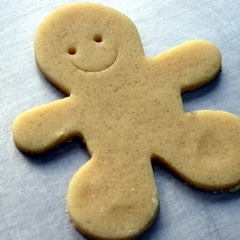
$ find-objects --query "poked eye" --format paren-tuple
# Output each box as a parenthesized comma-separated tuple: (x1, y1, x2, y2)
(68, 46, 77, 55)
(93, 34, 103, 43)
(67, 34, 102, 55)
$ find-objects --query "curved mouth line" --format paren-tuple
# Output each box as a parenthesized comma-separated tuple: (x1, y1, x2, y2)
(71, 52, 118, 73)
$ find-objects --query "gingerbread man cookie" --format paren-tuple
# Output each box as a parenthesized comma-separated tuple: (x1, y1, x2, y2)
(12, 3, 240, 240)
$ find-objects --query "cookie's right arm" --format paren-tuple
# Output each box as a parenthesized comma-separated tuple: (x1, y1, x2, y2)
(12, 97, 79, 154)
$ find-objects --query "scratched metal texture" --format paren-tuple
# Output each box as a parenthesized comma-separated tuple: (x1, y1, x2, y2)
(1, 1, 240, 240)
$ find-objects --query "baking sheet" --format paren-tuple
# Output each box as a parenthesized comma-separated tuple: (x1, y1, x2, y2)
(1, 1, 240, 239)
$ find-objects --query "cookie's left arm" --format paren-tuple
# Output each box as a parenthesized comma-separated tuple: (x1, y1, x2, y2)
(156, 40, 222, 93)
(12, 97, 80, 154)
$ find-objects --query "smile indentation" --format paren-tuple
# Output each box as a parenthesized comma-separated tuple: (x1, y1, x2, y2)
(71, 52, 118, 72)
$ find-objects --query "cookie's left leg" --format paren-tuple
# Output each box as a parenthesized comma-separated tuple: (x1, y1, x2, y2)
(153, 110, 240, 191)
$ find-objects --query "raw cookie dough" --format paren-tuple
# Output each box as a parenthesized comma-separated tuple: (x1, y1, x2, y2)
(12, 3, 240, 240)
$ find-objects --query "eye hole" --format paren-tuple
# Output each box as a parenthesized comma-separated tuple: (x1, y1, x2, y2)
(93, 34, 102, 43)
(68, 47, 77, 55)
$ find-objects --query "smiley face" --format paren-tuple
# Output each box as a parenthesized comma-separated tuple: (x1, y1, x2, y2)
(34, 3, 144, 94)
(67, 33, 118, 72)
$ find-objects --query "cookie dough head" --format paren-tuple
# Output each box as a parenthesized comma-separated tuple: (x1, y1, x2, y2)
(34, 3, 144, 95)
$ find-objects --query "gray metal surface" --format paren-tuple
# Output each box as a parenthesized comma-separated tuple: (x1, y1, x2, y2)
(1, 1, 240, 239)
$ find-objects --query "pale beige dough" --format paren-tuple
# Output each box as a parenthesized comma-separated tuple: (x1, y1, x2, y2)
(12, 3, 240, 240)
